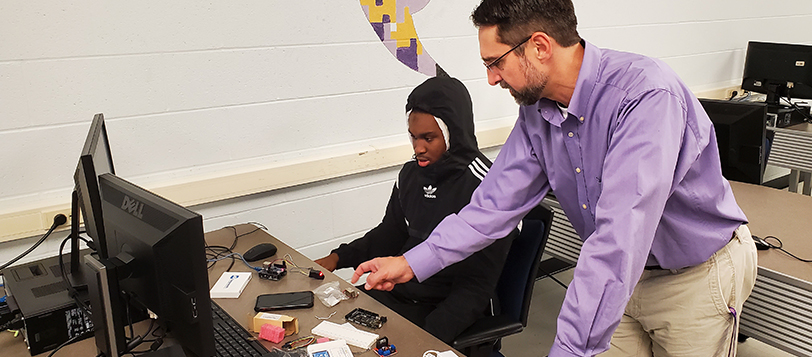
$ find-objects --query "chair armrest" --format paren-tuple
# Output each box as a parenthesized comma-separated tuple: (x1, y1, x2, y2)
(451, 314, 523, 350)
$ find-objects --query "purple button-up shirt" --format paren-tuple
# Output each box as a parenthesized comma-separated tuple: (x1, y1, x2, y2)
(404, 41, 747, 356)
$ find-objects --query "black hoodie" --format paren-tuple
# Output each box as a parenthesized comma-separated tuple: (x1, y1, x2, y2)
(332, 77, 515, 343)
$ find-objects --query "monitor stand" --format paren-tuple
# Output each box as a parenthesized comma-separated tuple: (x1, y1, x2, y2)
(64, 190, 91, 289)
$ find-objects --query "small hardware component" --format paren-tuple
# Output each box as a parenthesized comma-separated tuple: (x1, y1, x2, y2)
(259, 261, 287, 280)
(345, 307, 387, 329)
(342, 287, 359, 299)
(308, 269, 325, 280)
(375, 336, 397, 356)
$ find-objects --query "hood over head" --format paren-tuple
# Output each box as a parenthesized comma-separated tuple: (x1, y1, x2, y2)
(405, 77, 480, 171)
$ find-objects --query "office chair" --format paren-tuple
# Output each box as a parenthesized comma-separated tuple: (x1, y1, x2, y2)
(452, 203, 554, 357)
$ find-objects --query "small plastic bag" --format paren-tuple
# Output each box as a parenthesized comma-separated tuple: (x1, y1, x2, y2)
(313, 281, 348, 307)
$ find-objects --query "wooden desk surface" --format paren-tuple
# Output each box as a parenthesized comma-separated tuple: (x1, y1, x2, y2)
(731, 181, 812, 283)
(207, 224, 456, 355)
(1, 224, 456, 356)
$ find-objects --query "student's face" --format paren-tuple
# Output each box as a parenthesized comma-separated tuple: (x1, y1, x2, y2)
(408, 111, 447, 167)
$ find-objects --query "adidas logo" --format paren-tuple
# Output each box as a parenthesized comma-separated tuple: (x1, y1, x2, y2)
(423, 185, 437, 199)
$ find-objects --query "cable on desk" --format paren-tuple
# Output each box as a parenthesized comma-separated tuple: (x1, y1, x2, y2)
(207, 252, 262, 272)
(761, 235, 812, 262)
(206, 245, 236, 270)
(207, 222, 268, 271)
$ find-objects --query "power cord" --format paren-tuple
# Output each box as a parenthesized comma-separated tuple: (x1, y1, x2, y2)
(755, 235, 812, 262)
(0, 214, 68, 271)
(206, 222, 268, 271)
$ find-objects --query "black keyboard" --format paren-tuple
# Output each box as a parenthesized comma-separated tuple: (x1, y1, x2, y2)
(211, 301, 270, 357)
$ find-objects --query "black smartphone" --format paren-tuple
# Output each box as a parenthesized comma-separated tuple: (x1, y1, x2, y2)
(254, 291, 314, 312)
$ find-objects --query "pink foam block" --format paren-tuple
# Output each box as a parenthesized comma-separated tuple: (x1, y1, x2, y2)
(258, 323, 286, 343)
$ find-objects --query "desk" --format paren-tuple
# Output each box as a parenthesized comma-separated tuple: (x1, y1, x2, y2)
(768, 122, 812, 195)
(729, 181, 812, 357)
(1, 224, 456, 356)
(541, 182, 812, 356)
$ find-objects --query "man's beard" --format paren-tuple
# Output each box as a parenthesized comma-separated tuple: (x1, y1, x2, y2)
(501, 57, 548, 106)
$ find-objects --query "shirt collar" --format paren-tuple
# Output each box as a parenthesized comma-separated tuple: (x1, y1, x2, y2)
(568, 39, 599, 121)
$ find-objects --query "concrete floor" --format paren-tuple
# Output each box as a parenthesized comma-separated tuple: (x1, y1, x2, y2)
(499, 267, 796, 357)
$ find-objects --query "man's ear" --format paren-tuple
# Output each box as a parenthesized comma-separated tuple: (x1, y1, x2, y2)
(529, 32, 553, 62)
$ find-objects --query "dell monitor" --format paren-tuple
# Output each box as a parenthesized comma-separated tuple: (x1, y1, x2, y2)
(74, 113, 115, 259)
(91, 173, 215, 357)
(700, 99, 768, 185)
(742, 41, 812, 106)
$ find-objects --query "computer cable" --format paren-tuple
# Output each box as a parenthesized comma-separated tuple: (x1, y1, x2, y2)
(45, 329, 94, 357)
(57, 234, 93, 316)
(0, 214, 67, 271)
(753, 236, 812, 263)
(207, 253, 262, 272)
(273, 254, 321, 278)
(207, 222, 267, 271)
(779, 96, 812, 122)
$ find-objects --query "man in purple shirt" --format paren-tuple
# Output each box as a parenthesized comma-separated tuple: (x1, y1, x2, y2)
(352, 0, 758, 356)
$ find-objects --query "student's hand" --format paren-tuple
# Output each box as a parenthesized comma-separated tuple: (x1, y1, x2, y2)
(352, 256, 415, 291)
(314, 253, 339, 272)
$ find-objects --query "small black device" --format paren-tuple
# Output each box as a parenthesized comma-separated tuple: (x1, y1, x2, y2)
(254, 291, 314, 312)
(244, 243, 278, 262)
(345, 307, 386, 329)
(259, 261, 287, 281)
(308, 268, 325, 280)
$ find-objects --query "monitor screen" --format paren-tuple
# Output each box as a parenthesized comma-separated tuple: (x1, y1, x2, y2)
(700, 99, 767, 185)
(97, 173, 215, 357)
(74, 113, 115, 258)
(741, 41, 812, 105)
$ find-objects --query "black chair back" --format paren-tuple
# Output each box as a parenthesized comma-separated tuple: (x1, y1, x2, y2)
(496, 203, 554, 326)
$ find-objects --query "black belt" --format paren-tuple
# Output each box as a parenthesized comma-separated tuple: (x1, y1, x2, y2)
(644, 229, 739, 271)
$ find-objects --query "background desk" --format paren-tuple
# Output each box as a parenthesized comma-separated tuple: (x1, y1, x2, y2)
(1, 224, 456, 356)
(768, 122, 812, 195)
(540, 182, 812, 357)
(731, 182, 812, 357)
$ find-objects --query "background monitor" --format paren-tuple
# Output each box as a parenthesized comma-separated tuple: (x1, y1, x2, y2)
(700, 99, 768, 185)
(741, 41, 812, 105)
(96, 173, 215, 357)
(73, 113, 115, 258)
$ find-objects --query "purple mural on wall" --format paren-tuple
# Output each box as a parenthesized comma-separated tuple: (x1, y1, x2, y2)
(360, 0, 446, 77)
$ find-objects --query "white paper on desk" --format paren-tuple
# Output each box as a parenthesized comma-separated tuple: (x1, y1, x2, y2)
(210, 272, 252, 298)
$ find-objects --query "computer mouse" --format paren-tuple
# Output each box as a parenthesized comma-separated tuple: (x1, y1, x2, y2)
(243, 243, 278, 262)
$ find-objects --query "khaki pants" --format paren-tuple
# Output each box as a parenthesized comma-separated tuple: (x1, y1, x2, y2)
(600, 225, 758, 357)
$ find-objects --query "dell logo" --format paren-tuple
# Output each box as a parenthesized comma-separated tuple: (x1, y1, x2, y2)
(121, 195, 144, 219)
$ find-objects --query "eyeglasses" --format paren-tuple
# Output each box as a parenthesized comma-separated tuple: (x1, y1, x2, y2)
(484, 36, 532, 73)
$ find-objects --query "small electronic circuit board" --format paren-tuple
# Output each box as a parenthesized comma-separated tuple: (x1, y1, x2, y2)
(345, 307, 387, 329)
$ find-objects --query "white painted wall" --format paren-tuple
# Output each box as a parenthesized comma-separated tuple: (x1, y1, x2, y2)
(2, 1, 812, 270)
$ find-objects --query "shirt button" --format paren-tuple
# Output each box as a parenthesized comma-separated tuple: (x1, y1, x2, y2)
(568, 132, 574, 137)
(576, 167, 581, 173)
(579, 116, 585, 122)
(582, 204, 587, 209)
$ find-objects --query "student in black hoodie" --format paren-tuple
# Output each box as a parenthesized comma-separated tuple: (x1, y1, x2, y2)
(315, 76, 515, 343)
